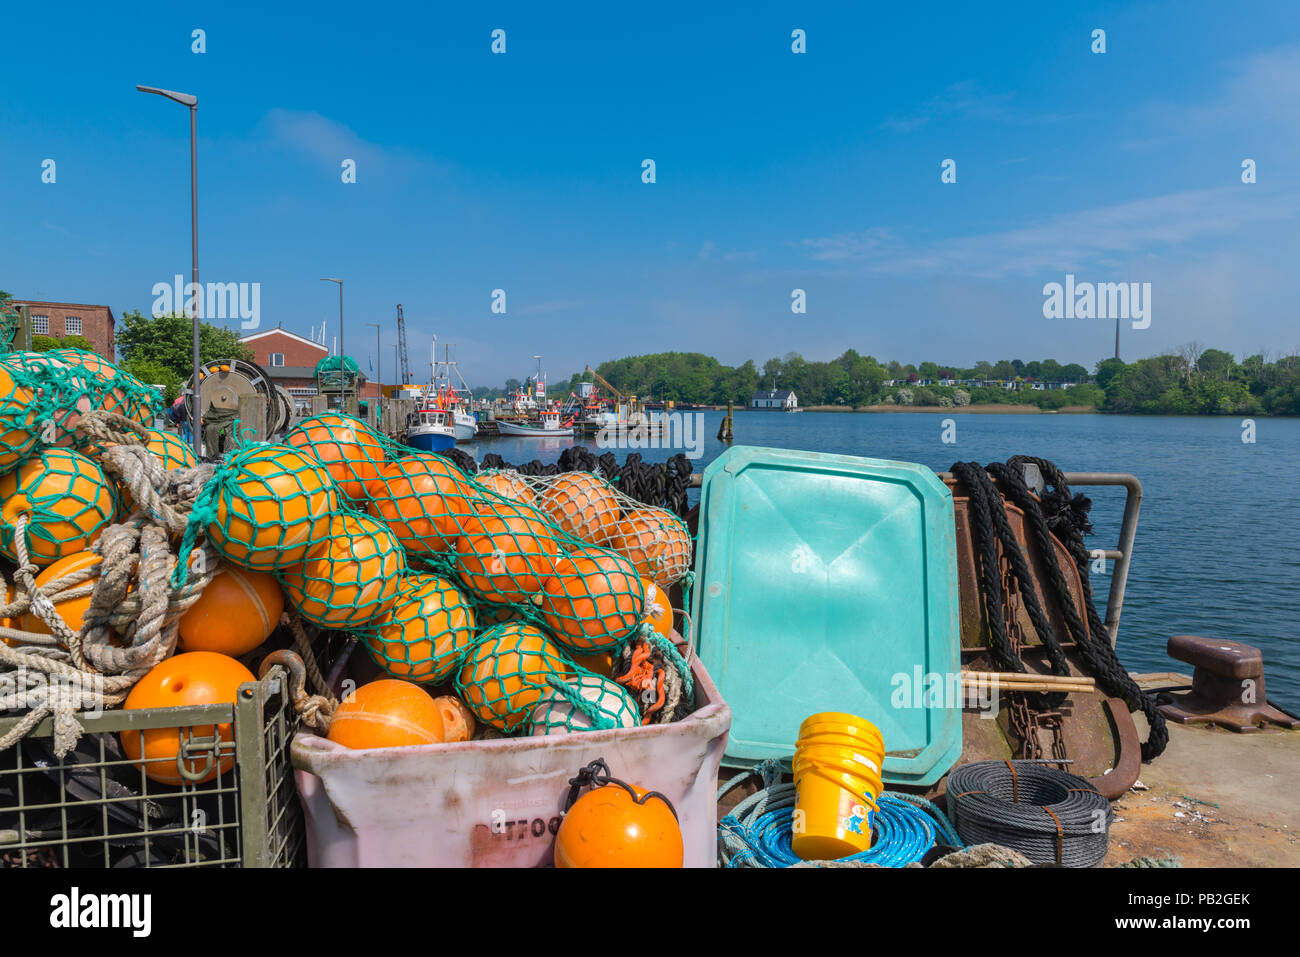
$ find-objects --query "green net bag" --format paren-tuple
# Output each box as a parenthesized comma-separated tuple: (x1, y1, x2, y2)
(0, 360, 39, 473)
(527, 672, 641, 736)
(359, 571, 477, 683)
(0, 446, 117, 566)
(0, 351, 96, 453)
(517, 469, 693, 588)
(283, 411, 388, 501)
(47, 349, 161, 433)
(454, 620, 577, 732)
(279, 511, 406, 629)
(201, 443, 339, 571)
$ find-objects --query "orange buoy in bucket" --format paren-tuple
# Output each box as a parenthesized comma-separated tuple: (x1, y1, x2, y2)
(554, 760, 683, 868)
(641, 579, 672, 637)
(791, 711, 886, 861)
(327, 679, 447, 749)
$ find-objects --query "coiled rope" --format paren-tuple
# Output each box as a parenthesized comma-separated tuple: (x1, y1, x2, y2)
(0, 410, 218, 756)
(946, 760, 1111, 867)
(717, 759, 963, 868)
(950, 456, 1168, 760)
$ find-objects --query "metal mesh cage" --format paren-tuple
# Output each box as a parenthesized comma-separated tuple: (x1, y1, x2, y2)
(0, 633, 344, 868)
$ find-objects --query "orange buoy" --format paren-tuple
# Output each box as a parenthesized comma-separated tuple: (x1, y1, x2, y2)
(178, 562, 284, 656)
(0, 448, 116, 566)
(641, 579, 673, 637)
(280, 512, 406, 629)
(431, 694, 475, 742)
(363, 573, 476, 683)
(453, 501, 560, 604)
(539, 545, 643, 652)
(285, 412, 388, 500)
(0, 363, 38, 474)
(477, 470, 536, 506)
(206, 444, 337, 571)
(46, 349, 153, 426)
(455, 621, 571, 731)
(555, 779, 684, 868)
(326, 679, 447, 749)
(366, 453, 474, 554)
(534, 472, 620, 544)
(18, 550, 102, 638)
(600, 507, 693, 587)
(119, 652, 255, 784)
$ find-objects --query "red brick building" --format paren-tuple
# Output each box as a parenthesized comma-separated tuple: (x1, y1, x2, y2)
(240, 326, 378, 414)
(9, 301, 115, 359)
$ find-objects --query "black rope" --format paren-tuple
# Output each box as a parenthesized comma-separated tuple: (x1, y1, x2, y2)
(947, 760, 1111, 867)
(1003, 456, 1169, 761)
(562, 759, 679, 820)
(952, 457, 1168, 761)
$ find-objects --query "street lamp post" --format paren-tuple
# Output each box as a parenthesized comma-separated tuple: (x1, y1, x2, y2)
(137, 84, 200, 456)
(320, 278, 344, 402)
(365, 321, 381, 406)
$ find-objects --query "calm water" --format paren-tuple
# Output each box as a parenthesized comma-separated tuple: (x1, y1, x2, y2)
(469, 411, 1300, 707)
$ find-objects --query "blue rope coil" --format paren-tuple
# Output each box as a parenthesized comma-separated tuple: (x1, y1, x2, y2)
(717, 762, 964, 868)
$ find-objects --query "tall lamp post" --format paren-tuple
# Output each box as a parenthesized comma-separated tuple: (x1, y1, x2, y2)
(365, 321, 381, 409)
(320, 278, 344, 402)
(137, 84, 200, 456)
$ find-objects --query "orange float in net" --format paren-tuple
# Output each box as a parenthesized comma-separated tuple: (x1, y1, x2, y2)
(477, 470, 537, 506)
(0, 363, 38, 474)
(362, 573, 476, 684)
(455, 621, 572, 732)
(285, 412, 388, 501)
(534, 471, 620, 544)
(539, 545, 644, 653)
(0, 448, 116, 566)
(205, 444, 337, 571)
(453, 501, 560, 605)
(280, 512, 406, 629)
(600, 507, 693, 587)
(18, 550, 102, 639)
(366, 453, 474, 554)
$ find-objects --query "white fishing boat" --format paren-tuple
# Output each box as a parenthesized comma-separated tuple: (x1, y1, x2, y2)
(496, 410, 574, 437)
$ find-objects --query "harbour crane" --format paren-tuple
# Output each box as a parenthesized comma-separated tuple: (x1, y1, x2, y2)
(396, 304, 412, 384)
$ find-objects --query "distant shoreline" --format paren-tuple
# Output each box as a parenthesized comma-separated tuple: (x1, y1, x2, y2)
(785, 404, 1097, 414)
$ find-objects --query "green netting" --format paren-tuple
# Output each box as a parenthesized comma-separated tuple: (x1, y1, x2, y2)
(200, 443, 341, 572)
(46, 349, 162, 433)
(0, 361, 39, 473)
(454, 621, 580, 732)
(358, 571, 477, 683)
(0, 446, 117, 567)
(0, 351, 96, 453)
(283, 412, 387, 501)
(278, 511, 407, 629)
(528, 672, 640, 736)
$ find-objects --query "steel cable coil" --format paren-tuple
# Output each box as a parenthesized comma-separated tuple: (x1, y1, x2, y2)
(946, 760, 1112, 867)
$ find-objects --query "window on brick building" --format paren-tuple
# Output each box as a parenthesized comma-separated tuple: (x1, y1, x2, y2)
(64, 316, 82, 335)
(31, 315, 49, 335)
(269, 353, 284, 367)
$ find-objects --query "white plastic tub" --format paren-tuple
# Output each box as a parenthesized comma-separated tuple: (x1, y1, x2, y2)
(291, 653, 731, 867)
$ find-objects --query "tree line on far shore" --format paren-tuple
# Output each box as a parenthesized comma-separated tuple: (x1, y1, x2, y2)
(487, 346, 1299, 415)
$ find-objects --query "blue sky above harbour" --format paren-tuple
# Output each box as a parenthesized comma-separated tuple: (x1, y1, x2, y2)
(2, 1, 1298, 385)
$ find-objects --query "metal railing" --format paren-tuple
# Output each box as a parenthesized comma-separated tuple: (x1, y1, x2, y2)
(688, 468, 1142, 647)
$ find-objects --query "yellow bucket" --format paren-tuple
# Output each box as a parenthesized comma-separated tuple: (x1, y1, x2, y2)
(791, 712, 886, 860)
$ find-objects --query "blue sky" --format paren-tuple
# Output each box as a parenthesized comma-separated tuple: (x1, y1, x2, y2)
(2, 1, 1298, 385)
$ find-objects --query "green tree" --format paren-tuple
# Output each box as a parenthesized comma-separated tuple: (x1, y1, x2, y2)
(120, 358, 183, 403)
(1094, 357, 1126, 391)
(116, 310, 253, 382)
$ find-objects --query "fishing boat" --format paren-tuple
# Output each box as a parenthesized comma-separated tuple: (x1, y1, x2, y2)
(404, 404, 457, 452)
(495, 409, 574, 437)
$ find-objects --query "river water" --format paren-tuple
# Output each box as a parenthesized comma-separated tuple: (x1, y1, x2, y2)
(470, 411, 1300, 708)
